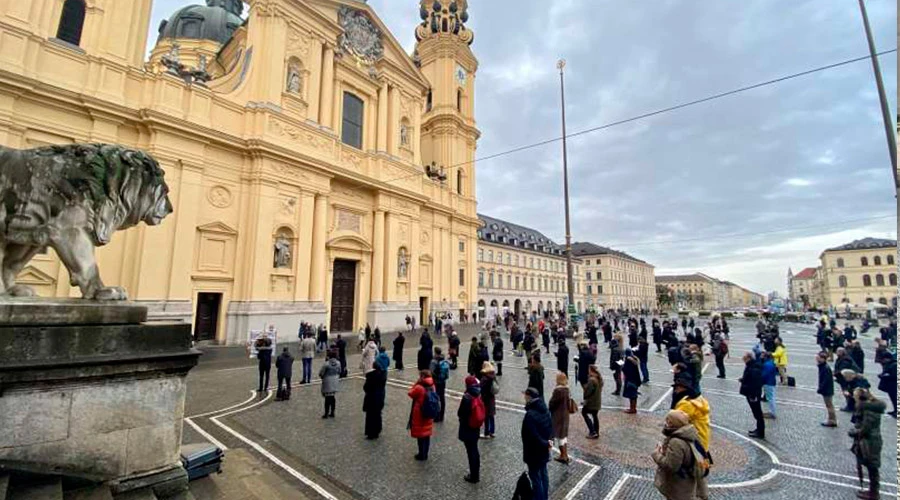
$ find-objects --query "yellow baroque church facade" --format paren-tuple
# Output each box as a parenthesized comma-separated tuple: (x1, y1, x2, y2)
(0, 0, 481, 344)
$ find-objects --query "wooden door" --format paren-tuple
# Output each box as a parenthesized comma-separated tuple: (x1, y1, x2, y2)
(330, 260, 357, 332)
(194, 293, 221, 341)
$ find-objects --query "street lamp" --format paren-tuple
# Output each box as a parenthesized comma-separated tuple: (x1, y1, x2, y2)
(557, 59, 575, 315)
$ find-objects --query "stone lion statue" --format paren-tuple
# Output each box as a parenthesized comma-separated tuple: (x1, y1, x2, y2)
(0, 144, 173, 300)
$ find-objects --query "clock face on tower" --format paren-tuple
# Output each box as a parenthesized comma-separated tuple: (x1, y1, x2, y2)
(455, 64, 467, 86)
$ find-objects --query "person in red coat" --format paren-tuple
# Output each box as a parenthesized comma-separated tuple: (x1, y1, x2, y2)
(408, 370, 436, 460)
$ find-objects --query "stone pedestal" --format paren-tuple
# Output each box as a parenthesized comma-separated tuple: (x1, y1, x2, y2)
(0, 299, 200, 498)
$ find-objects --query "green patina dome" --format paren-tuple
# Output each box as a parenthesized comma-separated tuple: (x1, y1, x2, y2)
(158, 0, 244, 45)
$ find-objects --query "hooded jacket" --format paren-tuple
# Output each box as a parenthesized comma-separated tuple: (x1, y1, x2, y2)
(457, 384, 483, 442)
(674, 394, 711, 450)
(850, 398, 886, 467)
(407, 377, 435, 438)
(652, 424, 701, 500)
(521, 397, 553, 467)
(318, 358, 341, 394)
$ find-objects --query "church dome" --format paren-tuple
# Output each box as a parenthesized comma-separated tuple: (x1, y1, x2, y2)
(158, 0, 244, 46)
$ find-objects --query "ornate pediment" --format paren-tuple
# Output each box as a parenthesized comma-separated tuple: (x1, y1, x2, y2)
(196, 221, 238, 236)
(337, 6, 384, 66)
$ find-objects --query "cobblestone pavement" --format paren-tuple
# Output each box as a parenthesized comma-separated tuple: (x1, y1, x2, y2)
(183, 320, 897, 499)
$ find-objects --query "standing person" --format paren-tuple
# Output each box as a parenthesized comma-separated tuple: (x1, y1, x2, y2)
(418, 330, 434, 371)
(876, 351, 897, 418)
(334, 334, 348, 378)
(816, 352, 837, 427)
(521, 387, 553, 500)
(358, 327, 366, 352)
(671, 373, 711, 451)
(458, 376, 484, 483)
(275, 347, 294, 401)
(712, 334, 728, 379)
(652, 320, 663, 352)
(254, 333, 273, 395)
(318, 351, 341, 418)
(300, 333, 316, 384)
(479, 361, 498, 438)
(316, 324, 328, 353)
(581, 365, 603, 439)
(834, 347, 861, 412)
(576, 343, 595, 387)
(393, 330, 406, 371)
(760, 352, 778, 419)
(849, 340, 865, 374)
(637, 335, 650, 384)
(609, 334, 624, 396)
(448, 330, 461, 370)
(373, 327, 382, 348)
(407, 370, 436, 461)
(739, 352, 765, 439)
(548, 373, 573, 464)
(360, 339, 377, 373)
(362, 362, 387, 439)
(528, 354, 545, 399)
(467, 337, 483, 376)
(849, 388, 886, 499)
(686, 344, 703, 393)
(772, 338, 789, 385)
(622, 348, 642, 414)
(492, 331, 504, 377)
(541, 328, 551, 354)
(429, 347, 450, 423)
(651, 410, 701, 500)
(555, 340, 570, 378)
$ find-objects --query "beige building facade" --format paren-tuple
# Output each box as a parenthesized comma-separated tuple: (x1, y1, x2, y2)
(818, 238, 897, 309)
(657, 273, 764, 311)
(571, 242, 656, 312)
(0, 0, 481, 344)
(787, 267, 818, 308)
(476, 215, 584, 320)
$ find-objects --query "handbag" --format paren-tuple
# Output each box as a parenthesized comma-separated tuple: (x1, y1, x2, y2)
(567, 397, 578, 414)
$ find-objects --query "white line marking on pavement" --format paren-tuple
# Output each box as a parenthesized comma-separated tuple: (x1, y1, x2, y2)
(709, 469, 779, 489)
(187, 390, 257, 419)
(778, 471, 898, 497)
(184, 417, 229, 451)
(780, 463, 898, 488)
(602, 473, 636, 500)
(564, 465, 600, 500)
(710, 423, 780, 465)
(215, 366, 257, 372)
(207, 389, 340, 500)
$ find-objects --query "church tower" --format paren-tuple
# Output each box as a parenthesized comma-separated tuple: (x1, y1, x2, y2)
(415, 0, 480, 204)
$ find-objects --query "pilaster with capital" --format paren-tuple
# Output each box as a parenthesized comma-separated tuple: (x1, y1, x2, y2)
(309, 193, 328, 301)
(319, 44, 335, 127)
(376, 81, 388, 152)
(371, 210, 385, 302)
(294, 192, 316, 301)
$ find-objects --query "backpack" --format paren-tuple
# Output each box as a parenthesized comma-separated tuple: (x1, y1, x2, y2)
(468, 395, 486, 428)
(719, 340, 729, 356)
(676, 436, 712, 480)
(421, 387, 441, 420)
(491, 378, 500, 396)
(435, 360, 450, 384)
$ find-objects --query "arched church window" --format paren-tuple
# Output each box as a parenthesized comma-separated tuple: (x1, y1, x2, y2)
(56, 0, 86, 46)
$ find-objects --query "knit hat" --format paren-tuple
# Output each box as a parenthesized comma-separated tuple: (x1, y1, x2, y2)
(465, 375, 480, 387)
(665, 410, 690, 430)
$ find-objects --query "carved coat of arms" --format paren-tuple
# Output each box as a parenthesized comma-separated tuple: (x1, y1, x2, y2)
(338, 7, 384, 66)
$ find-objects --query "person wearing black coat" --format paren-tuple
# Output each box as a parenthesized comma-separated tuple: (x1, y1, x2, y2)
(637, 336, 650, 384)
(602, 322, 613, 344)
(576, 344, 595, 386)
(467, 337, 483, 375)
(849, 341, 865, 374)
(492, 333, 504, 376)
(876, 353, 897, 417)
(448, 333, 461, 369)
(458, 377, 482, 483)
(628, 327, 638, 349)
(255, 334, 273, 394)
(334, 335, 347, 378)
(555, 342, 569, 377)
(833, 348, 860, 412)
(392, 331, 406, 371)
(587, 326, 599, 346)
(541, 329, 551, 353)
(521, 388, 553, 500)
(523, 332, 535, 355)
(816, 352, 837, 427)
(609, 338, 623, 396)
(418, 331, 434, 371)
(275, 347, 294, 401)
(362, 365, 387, 438)
(739, 352, 765, 439)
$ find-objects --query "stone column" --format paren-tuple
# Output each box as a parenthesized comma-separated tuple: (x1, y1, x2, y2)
(319, 45, 335, 128)
(294, 192, 316, 301)
(376, 81, 388, 152)
(307, 38, 323, 122)
(309, 194, 328, 302)
(371, 210, 385, 303)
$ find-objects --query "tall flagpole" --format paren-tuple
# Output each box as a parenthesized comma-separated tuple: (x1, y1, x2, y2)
(558, 59, 575, 313)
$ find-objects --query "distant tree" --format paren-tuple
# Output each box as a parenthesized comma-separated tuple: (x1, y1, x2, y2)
(656, 285, 674, 310)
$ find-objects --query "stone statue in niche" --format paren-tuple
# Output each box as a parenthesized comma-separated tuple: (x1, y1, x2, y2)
(0, 144, 172, 300)
(398, 247, 409, 279)
(286, 62, 302, 94)
(274, 233, 292, 269)
(400, 123, 409, 147)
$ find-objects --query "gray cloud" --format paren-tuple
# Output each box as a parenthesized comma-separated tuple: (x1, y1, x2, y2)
(149, 1, 897, 295)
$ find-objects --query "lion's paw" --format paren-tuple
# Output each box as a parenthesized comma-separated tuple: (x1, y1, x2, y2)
(6, 285, 37, 297)
(95, 286, 128, 301)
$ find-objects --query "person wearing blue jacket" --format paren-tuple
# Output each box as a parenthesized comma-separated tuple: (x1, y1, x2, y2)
(760, 352, 778, 418)
(521, 387, 553, 500)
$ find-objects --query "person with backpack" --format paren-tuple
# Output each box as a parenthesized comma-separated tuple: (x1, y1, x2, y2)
(479, 361, 498, 438)
(521, 387, 553, 500)
(318, 350, 341, 418)
(548, 372, 573, 464)
(491, 331, 504, 377)
(274, 347, 294, 401)
(407, 370, 437, 460)
(457, 375, 484, 483)
(651, 410, 703, 500)
(392, 330, 405, 371)
(363, 361, 387, 439)
(429, 347, 451, 422)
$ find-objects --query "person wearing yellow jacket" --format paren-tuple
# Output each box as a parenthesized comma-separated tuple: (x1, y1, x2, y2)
(671, 372, 711, 500)
(772, 338, 789, 385)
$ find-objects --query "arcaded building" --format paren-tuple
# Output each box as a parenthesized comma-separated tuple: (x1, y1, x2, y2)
(0, 0, 481, 344)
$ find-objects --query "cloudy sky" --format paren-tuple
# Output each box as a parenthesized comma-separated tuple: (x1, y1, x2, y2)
(148, 1, 897, 295)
